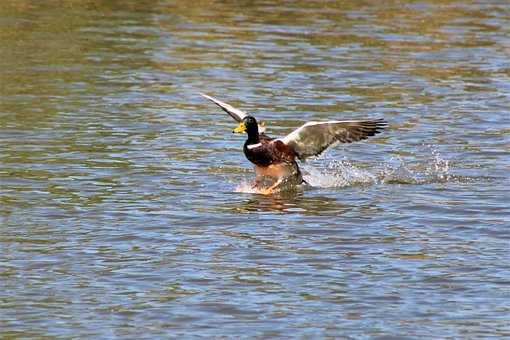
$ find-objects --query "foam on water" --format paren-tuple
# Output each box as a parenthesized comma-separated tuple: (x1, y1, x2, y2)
(234, 181, 261, 194)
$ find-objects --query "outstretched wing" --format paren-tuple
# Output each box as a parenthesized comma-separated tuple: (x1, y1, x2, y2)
(280, 119, 387, 160)
(200, 93, 266, 133)
(200, 93, 248, 122)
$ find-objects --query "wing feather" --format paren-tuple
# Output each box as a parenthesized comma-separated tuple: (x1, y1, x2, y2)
(200, 93, 247, 122)
(280, 119, 387, 160)
(200, 93, 266, 133)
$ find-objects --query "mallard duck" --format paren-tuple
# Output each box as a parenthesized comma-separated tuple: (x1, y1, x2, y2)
(201, 93, 387, 194)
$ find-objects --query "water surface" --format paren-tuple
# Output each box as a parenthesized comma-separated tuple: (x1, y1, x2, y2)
(1, 0, 509, 338)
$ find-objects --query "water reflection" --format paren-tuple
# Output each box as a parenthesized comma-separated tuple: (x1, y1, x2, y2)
(230, 193, 353, 215)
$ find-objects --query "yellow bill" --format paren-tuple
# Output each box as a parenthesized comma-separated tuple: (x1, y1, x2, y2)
(233, 122, 247, 133)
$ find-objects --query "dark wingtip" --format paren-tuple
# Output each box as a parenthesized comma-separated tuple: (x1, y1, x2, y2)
(374, 118, 388, 133)
(359, 118, 388, 136)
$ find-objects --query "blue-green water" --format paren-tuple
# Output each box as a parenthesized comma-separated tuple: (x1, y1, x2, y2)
(1, 1, 509, 338)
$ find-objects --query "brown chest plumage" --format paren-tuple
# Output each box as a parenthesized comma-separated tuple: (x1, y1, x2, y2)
(244, 138, 296, 167)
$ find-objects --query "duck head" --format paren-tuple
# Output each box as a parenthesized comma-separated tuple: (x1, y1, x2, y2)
(233, 116, 259, 137)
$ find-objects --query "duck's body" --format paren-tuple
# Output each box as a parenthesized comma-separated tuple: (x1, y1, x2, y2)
(240, 126, 303, 191)
(201, 93, 387, 194)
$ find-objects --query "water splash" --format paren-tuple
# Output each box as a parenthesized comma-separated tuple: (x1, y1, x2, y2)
(235, 147, 455, 193)
(380, 147, 452, 185)
(234, 181, 260, 194)
(303, 147, 453, 188)
(234, 178, 303, 195)
(303, 160, 377, 188)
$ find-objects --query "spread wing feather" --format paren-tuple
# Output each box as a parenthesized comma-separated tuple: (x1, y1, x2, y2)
(200, 93, 247, 122)
(200, 93, 266, 133)
(280, 119, 387, 160)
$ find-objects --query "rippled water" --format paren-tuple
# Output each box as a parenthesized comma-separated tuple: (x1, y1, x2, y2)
(1, 0, 509, 338)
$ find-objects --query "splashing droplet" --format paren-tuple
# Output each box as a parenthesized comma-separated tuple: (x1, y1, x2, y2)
(302, 160, 376, 188)
(233, 147, 460, 193)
